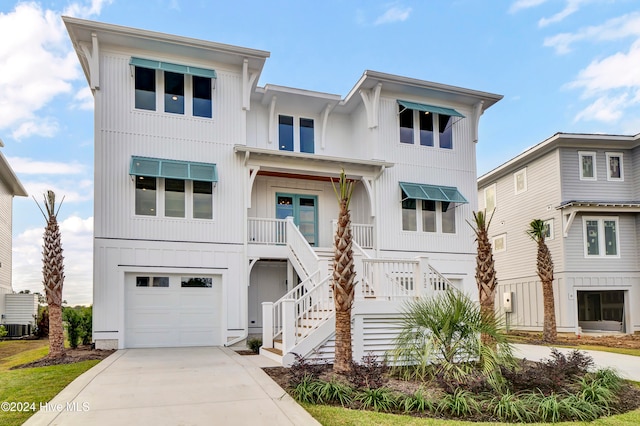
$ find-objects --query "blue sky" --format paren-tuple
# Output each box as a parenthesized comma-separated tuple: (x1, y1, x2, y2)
(1, 0, 639, 305)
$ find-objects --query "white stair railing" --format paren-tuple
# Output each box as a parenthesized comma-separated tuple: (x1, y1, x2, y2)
(285, 217, 319, 279)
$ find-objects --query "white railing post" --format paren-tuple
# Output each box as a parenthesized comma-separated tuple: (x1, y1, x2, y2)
(262, 302, 274, 348)
(282, 299, 296, 353)
(416, 257, 429, 298)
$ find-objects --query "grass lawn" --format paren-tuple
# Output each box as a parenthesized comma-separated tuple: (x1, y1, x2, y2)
(0, 340, 100, 426)
(305, 402, 640, 425)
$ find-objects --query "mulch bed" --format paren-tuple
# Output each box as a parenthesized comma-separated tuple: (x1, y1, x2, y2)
(11, 345, 115, 369)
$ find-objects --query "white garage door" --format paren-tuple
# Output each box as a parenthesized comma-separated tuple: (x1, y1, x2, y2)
(125, 273, 222, 348)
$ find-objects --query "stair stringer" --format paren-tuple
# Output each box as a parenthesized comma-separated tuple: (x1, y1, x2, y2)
(282, 311, 335, 367)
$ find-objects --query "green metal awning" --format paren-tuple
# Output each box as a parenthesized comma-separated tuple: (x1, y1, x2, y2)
(400, 182, 468, 204)
(130, 156, 218, 182)
(130, 57, 217, 79)
(398, 100, 464, 118)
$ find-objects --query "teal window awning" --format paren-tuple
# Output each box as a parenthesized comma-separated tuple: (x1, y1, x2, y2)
(130, 57, 217, 79)
(398, 100, 464, 118)
(400, 182, 468, 204)
(130, 156, 218, 182)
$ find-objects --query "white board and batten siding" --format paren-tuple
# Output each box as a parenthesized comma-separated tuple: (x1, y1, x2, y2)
(0, 179, 13, 294)
(3, 294, 37, 325)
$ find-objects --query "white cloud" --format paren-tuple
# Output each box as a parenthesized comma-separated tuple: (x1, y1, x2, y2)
(374, 5, 412, 25)
(538, 0, 590, 27)
(6, 156, 88, 175)
(509, 0, 548, 14)
(544, 12, 640, 54)
(63, 0, 113, 19)
(12, 215, 94, 306)
(0, 1, 108, 139)
(573, 94, 629, 123)
(73, 86, 94, 110)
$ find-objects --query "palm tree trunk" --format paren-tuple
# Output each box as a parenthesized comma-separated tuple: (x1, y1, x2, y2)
(47, 304, 65, 358)
(334, 311, 352, 373)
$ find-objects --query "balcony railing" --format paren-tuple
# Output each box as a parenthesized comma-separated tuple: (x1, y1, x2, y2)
(248, 218, 287, 245)
(331, 220, 374, 249)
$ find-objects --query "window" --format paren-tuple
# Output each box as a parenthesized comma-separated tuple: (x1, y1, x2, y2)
(579, 151, 596, 180)
(181, 277, 213, 288)
(402, 190, 456, 233)
(136, 276, 169, 287)
(131, 58, 215, 118)
(193, 181, 213, 219)
(397, 102, 462, 149)
(165, 179, 185, 217)
(484, 184, 496, 212)
(583, 217, 619, 257)
(606, 152, 623, 181)
(492, 234, 506, 253)
(514, 168, 527, 194)
(135, 176, 156, 216)
(134, 178, 213, 220)
(278, 115, 315, 153)
(135, 67, 156, 110)
(543, 219, 554, 240)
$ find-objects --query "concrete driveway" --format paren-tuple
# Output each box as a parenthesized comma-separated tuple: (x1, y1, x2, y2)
(24, 347, 320, 426)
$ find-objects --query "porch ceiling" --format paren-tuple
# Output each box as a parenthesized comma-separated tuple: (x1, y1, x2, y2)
(234, 145, 394, 179)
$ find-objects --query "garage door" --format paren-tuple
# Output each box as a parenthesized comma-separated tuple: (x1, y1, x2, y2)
(125, 273, 222, 348)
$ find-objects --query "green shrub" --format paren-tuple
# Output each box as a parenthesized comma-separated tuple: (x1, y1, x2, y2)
(291, 377, 323, 404)
(437, 388, 480, 417)
(391, 289, 514, 388)
(317, 378, 353, 406)
(36, 305, 49, 337)
(356, 387, 398, 412)
(63, 308, 83, 349)
(400, 389, 436, 413)
(0, 325, 7, 338)
(288, 353, 328, 387)
(247, 337, 262, 353)
(81, 306, 92, 345)
(489, 391, 535, 422)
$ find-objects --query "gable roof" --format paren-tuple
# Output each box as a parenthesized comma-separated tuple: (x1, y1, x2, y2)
(478, 132, 640, 187)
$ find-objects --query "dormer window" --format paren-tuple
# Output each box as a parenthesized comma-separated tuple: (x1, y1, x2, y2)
(130, 57, 216, 119)
(278, 115, 315, 153)
(398, 100, 463, 149)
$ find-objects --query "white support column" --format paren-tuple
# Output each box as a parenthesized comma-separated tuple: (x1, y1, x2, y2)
(282, 299, 296, 353)
(262, 302, 273, 348)
(416, 256, 430, 298)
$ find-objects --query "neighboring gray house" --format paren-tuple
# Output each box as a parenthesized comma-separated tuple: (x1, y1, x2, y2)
(478, 132, 640, 334)
(0, 139, 33, 333)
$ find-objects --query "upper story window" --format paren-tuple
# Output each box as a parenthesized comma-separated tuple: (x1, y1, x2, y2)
(484, 184, 496, 212)
(130, 57, 216, 119)
(278, 115, 315, 153)
(606, 152, 623, 181)
(543, 219, 554, 240)
(583, 217, 619, 257)
(399, 183, 467, 234)
(579, 151, 596, 180)
(397, 100, 463, 150)
(514, 168, 527, 194)
(130, 156, 217, 220)
(492, 234, 506, 253)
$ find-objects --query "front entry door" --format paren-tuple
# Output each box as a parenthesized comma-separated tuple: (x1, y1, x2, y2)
(276, 193, 318, 246)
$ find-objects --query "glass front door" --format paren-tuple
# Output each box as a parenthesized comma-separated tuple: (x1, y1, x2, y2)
(276, 193, 318, 246)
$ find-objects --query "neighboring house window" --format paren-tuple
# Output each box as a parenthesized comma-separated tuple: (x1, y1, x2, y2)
(514, 168, 527, 194)
(132, 59, 215, 118)
(492, 234, 506, 253)
(583, 217, 619, 257)
(402, 191, 456, 233)
(278, 115, 315, 153)
(398, 105, 454, 149)
(579, 151, 596, 180)
(543, 219, 554, 240)
(484, 184, 496, 212)
(606, 152, 623, 181)
(135, 176, 156, 216)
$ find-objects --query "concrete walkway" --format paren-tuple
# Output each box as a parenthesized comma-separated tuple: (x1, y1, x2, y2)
(24, 347, 320, 426)
(513, 343, 640, 381)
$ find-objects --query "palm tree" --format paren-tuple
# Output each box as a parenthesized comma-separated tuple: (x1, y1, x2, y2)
(469, 210, 498, 346)
(36, 191, 65, 358)
(528, 219, 557, 342)
(331, 170, 355, 374)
